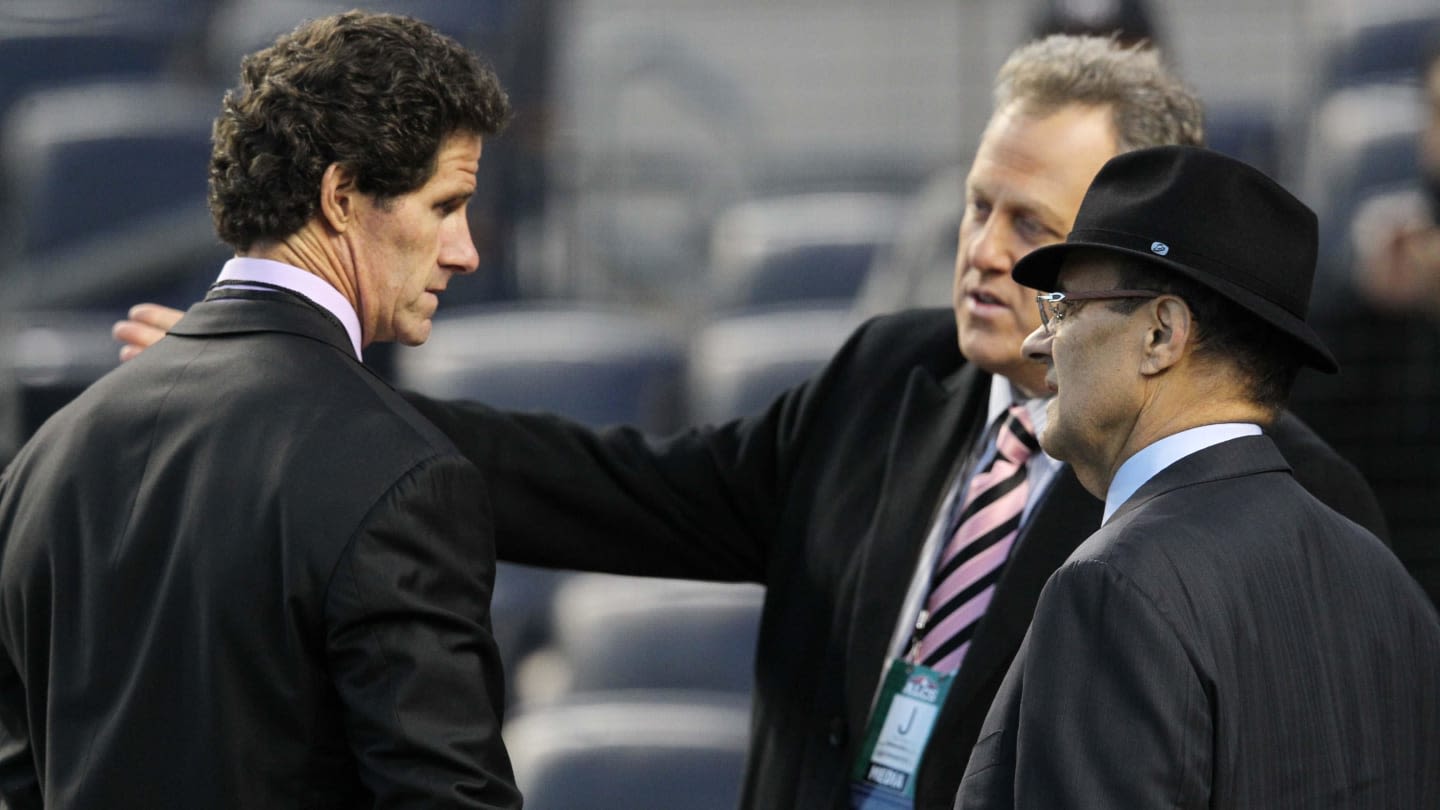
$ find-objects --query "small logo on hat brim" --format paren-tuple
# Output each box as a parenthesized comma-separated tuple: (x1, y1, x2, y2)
(1150, 241, 1170, 256)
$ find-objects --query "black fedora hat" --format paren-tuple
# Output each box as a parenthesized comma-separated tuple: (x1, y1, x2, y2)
(1011, 145, 1338, 373)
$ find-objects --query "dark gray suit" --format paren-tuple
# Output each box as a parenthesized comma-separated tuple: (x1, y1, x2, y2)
(411, 308, 1388, 810)
(0, 287, 519, 809)
(955, 435, 1440, 809)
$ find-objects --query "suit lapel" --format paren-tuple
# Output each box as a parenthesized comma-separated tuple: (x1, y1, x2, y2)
(917, 445, 1103, 805)
(948, 467, 1100, 704)
(842, 362, 989, 726)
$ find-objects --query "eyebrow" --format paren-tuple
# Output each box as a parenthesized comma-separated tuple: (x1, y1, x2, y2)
(438, 190, 474, 208)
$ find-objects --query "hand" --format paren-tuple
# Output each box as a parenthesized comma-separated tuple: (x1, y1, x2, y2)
(112, 303, 185, 362)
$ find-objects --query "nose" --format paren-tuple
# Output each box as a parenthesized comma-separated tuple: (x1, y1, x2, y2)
(441, 215, 481, 275)
(1021, 323, 1053, 366)
(964, 215, 1014, 277)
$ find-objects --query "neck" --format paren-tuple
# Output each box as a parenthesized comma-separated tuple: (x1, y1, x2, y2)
(1077, 373, 1272, 498)
(243, 223, 358, 313)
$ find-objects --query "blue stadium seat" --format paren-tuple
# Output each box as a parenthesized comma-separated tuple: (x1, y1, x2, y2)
(708, 192, 903, 311)
(0, 31, 178, 135)
(1, 80, 222, 308)
(0, 79, 227, 440)
(4, 81, 213, 254)
(519, 575, 763, 701)
(3, 0, 216, 38)
(1318, 10, 1440, 92)
(687, 305, 858, 424)
(854, 163, 964, 317)
(489, 562, 574, 708)
(393, 304, 688, 433)
(503, 692, 750, 810)
(204, 0, 510, 81)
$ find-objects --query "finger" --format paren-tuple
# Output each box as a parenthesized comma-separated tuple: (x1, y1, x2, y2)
(127, 303, 184, 330)
(111, 320, 168, 350)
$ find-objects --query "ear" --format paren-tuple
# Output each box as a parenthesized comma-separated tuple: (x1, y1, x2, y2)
(318, 163, 359, 234)
(1138, 295, 1194, 376)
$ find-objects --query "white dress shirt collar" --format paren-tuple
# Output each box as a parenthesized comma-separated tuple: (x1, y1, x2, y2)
(986, 375, 1050, 439)
(216, 257, 363, 361)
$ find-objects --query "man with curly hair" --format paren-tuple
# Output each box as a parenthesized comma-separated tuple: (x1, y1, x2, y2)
(0, 12, 519, 809)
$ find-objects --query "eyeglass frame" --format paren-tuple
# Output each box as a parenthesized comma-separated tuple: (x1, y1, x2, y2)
(1034, 289, 1163, 334)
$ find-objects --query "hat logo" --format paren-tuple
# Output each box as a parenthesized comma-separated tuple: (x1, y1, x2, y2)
(1150, 241, 1169, 256)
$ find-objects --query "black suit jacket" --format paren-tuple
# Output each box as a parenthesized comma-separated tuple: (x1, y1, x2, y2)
(0, 288, 519, 809)
(955, 436, 1440, 809)
(411, 307, 1386, 810)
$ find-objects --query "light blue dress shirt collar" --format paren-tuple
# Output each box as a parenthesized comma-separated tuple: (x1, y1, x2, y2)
(1103, 422, 1262, 524)
(216, 257, 363, 361)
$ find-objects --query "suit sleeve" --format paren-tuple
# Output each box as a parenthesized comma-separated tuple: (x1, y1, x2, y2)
(0, 652, 39, 810)
(399, 314, 913, 584)
(1011, 560, 1211, 810)
(403, 399, 774, 582)
(0, 470, 39, 810)
(325, 454, 520, 810)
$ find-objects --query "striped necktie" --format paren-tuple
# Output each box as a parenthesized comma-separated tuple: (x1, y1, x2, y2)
(913, 405, 1040, 673)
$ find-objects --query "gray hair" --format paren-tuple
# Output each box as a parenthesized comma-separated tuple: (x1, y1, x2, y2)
(995, 34, 1204, 152)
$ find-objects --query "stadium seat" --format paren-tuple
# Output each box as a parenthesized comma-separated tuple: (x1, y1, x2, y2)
(204, 0, 509, 80)
(503, 691, 750, 810)
(707, 192, 904, 310)
(1318, 10, 1440, 92)
(853, 163, 964, 317)
(1, 79, 223, 308)
(488, 562, 574, 707)
(392, 304, 688, 433)
(0, 31, 178, 136)
(686, 305, 859, 424)
(517, 574, 763, 702)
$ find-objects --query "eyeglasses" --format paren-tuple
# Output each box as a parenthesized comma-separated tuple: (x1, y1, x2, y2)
(1035, 289, 1162, 334)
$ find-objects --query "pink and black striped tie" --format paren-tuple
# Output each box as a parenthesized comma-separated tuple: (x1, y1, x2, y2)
(914, 405, 1040, 673)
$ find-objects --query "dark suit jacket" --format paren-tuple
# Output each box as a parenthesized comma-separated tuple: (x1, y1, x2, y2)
(954, 436, 1440, 809)
(410, 307, 1386, 810)
(0, 288, 519, 809)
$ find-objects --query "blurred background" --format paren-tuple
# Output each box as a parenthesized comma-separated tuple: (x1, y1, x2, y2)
(1, 0, 1437, 807)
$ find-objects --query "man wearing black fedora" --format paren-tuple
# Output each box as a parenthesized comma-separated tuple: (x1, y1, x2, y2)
(954, 145, 1440, 808)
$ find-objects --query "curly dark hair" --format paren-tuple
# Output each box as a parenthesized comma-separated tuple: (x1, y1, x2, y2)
(209, 11, 511, 250)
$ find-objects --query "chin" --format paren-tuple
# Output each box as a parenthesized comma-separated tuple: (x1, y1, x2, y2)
(1038, 413, 1068, 462)
(1036, 430, 1061, 463)
(404, 324, 433, 347)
